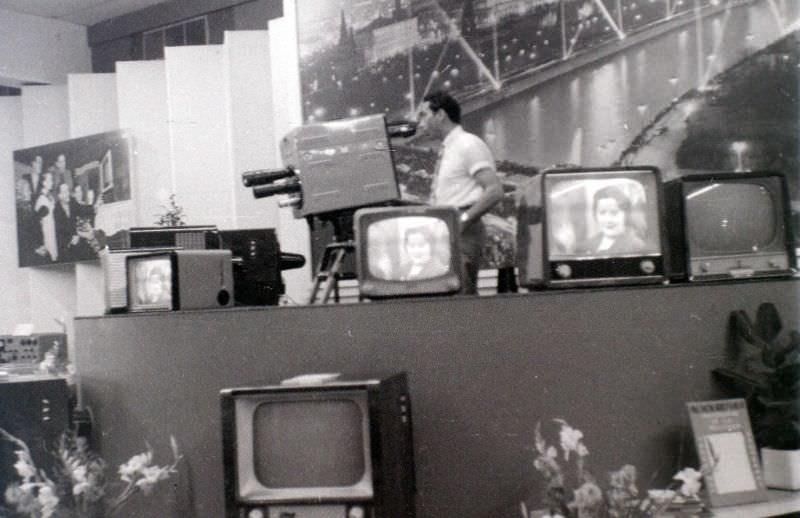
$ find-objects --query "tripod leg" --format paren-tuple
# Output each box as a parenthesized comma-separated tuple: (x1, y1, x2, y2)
(319, 248, 347, 304)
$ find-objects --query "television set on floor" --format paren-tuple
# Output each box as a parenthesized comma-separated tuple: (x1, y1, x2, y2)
(664, 171, 796, 281)
(220, 372, 415, 518)
(517, 166, 667, 288)
(354, 206, 463, 299)
(126, 249, 234, 312)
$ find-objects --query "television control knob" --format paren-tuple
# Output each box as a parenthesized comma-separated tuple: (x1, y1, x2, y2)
(640, 260, 655, 274)
(247, 509, 264, 518)
(348, 506, 365, 518)
(555, 264, 572, 279)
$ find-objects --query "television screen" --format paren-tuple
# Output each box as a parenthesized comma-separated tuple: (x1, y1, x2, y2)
(544, 170, 662, 260)
(665, 172, 795, 281)
(685, 182, 779, 255)
(253, 398, 366, 488)
(355, 206, 462, 298)
(127, 254, 173, 311)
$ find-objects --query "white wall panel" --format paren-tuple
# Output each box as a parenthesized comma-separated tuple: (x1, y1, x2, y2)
(0, 97, 31, 331)
(28, 265, 76, 338)
(68, 73, 119, 138)
(269, 0, 312, 302)
(75, 262, 105, 318)
(165, 45, 235, 229)
(0, 97, 23, 226)
(224, 30, 280, 231)
(116, 60, 171, 227)
(21, 85, 69, 148)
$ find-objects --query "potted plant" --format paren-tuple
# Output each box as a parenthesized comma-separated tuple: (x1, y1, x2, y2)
(714, 302, 800, 490)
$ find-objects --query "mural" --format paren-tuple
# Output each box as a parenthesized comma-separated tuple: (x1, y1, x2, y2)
(296, 0, 800, 270)
(13, 130, 134, 267)
(296, 0, 711, 124)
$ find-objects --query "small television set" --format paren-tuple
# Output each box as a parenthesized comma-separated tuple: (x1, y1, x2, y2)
(664, 171, 796, 281)
(100, 246, 180, 313)
(517, 166, 667, 288)
(354, 206, 463, 298)
(126, 249, 234, 312)
(220, 372, 415, 518)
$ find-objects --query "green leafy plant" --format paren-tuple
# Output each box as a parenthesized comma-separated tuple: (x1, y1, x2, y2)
(718, 302, 800, 450)
(154, 194, 186, 227)
(1, 427, 181, 518)
(522, 419, 704, 518)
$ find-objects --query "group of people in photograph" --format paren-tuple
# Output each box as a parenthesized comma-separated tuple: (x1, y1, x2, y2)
(15, 154, 103, 266)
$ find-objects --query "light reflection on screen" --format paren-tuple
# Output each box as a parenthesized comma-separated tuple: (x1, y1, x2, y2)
(367, 216, 451, 281)
(545, 173, 661, 259)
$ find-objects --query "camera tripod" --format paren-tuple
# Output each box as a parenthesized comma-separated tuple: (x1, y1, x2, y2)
(308, 212, 357, 305)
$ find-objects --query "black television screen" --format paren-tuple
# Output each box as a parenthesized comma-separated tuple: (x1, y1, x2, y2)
(517, 166, 667, 288)
(685, 182, 779, 255)
(253, 398, 366, 489)
(355, 206, 462, 298)
(665, 172, 795, 281)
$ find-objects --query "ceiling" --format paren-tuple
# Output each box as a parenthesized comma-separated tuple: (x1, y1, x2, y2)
(0, 0, 167, 26)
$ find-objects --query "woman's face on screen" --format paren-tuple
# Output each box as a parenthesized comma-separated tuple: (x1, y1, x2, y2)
(405, 232, 432, 265)
(595, 197, 626, 238)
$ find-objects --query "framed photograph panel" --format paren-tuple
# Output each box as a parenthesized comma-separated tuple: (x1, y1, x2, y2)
(687, 398, 768, 508)
(13, 130, 134, 267)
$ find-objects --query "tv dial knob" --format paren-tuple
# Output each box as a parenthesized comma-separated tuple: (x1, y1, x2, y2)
(640, 260, 655, 274)
(555, 264, 572, 279)
(348, 506, 365, 518)
(247, 509, 264, 518)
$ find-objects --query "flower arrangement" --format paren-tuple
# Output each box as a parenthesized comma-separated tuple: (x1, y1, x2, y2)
(522, 419, 705, 518)
(1, 427, 181, 518)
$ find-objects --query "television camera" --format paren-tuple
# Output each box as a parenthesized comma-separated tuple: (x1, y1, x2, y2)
(242, 115, 418, 303)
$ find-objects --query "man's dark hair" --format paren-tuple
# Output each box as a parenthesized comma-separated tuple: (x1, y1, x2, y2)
(423, 90, 461, 124)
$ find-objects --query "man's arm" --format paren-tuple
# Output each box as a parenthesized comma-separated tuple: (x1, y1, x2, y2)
(462, 167, 504, 225)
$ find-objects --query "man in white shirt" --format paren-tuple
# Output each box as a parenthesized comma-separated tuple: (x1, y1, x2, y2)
(417, 90, 504, 294)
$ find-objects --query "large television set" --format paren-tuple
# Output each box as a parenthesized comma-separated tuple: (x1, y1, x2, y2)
(354, 206, 463, 299)
(517, 166, 667, 288)
(220, 372, 415, 518)
(126, 249, 234, 312)
(664, 171, 796, 281)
